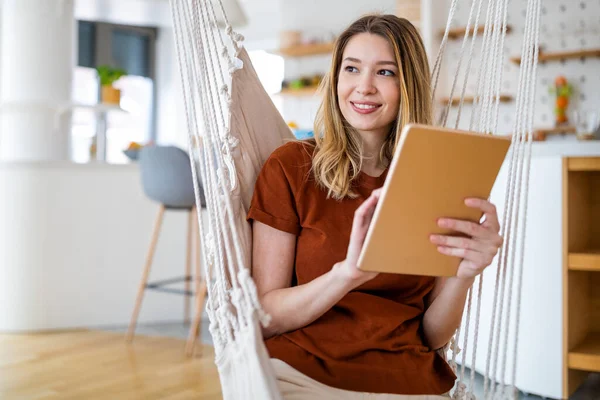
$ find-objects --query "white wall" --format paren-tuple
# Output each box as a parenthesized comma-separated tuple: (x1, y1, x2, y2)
(75, 0, 171, 27)
(0, 3, 2, 106)
(439, 0, 600, 137)
(279, 0, 395, 33)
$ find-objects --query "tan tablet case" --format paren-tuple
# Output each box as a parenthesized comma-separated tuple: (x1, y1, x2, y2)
(357, 123, 511, 277)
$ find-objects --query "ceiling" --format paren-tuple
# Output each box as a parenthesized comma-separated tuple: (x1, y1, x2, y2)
(75, 0, 252, 29)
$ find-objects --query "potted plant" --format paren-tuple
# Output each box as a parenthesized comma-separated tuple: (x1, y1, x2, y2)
(96, 65, 127, 105)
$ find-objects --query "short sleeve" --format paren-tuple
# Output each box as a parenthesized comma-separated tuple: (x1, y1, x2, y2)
(247, 153, 301, 235)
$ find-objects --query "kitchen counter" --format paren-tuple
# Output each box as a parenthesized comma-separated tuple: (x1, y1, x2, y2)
(0, 160, 205, 332)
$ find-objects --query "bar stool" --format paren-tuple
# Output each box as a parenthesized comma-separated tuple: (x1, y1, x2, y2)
(125, 145, 208, 356)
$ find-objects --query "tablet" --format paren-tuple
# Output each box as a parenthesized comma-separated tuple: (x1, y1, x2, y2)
(357, 123, 511, 277)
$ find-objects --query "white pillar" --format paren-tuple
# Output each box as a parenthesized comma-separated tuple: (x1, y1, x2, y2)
(0, 0, 75, 161)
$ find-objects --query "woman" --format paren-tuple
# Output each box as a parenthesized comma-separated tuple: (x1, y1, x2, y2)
(246, 14, 503, 399)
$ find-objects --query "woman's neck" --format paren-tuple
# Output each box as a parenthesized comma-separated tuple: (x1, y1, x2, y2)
(359, 132, 387, 176)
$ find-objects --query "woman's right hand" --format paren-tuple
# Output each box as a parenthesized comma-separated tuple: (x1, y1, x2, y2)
(334, 188, 382, 288)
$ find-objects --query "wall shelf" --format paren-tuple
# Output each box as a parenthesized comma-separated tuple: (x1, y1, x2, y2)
(568, 157, 600, 172)
(441, 94, 513, 106)
(441, 24, 512, 40)
(276, 42, 334, 57)
(511, 48, 600, 64)
(568, 332, 600, 373)
(533, 125, 576, 141)
(569, 252, 600, 271)
(536, 126, 576, 135)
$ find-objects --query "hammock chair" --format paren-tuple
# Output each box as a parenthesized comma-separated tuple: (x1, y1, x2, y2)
(168, 0, 542, 398)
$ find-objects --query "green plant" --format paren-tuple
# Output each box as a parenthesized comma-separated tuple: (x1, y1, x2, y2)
(96, 65, 127, 86)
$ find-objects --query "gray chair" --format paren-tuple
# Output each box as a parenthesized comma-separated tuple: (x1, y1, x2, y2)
(138, 145, 206, 209)
(126, 145, 208, 356)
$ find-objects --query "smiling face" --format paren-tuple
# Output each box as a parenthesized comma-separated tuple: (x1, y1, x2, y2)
(311, 15, 432, 200)
(337, 32, 401, 141)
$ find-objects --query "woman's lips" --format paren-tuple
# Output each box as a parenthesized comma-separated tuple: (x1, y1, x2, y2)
(351, 101, 382, 114)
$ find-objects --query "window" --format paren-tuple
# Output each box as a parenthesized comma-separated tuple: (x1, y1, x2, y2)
(78, 21, 96, 68)
(248, 50, 284, 114)
(73, 21, 157, 163)
(71, 67, 100, 163)
(106, 75, 154, 164)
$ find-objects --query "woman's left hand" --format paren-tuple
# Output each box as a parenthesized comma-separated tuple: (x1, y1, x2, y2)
(429, 197, 503, 279)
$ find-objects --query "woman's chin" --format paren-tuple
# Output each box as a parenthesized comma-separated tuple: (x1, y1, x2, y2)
(349, 121, 383, 134)
(342, 112, 393, 135)
(346, 117, 373, 130)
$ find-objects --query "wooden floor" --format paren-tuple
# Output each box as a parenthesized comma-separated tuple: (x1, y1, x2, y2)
(0, 330, 222, 400)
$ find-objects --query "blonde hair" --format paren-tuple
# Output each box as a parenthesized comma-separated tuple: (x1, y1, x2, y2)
(312, 14, 433, 200)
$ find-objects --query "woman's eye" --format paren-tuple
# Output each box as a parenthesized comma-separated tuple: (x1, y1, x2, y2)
(378, 69, 395, 77)
(345, 66, 358, 73)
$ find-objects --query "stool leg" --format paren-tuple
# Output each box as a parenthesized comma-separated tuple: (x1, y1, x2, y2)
(186, 206, 207, 356)
(184, 208, 193, 324)
(126, 205, 165, 342)
(186, 280, 207, 356)
(194, 208, 203, 343)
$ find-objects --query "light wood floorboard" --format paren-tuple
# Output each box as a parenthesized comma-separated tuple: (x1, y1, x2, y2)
(0, 330, 222, 400)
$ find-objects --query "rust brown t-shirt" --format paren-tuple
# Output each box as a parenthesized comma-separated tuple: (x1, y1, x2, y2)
(246, 140, 456, 395)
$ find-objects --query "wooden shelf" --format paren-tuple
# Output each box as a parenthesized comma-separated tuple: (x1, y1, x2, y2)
(569, 251, 600, 271)
(277, 42, 334, 57)
(536, 126, 576, 135)
(511, 48, 600, 64)
(568, 332, 600, 373)
(533, 125, 576, 141)
(442, 24, 512, 40)
(568, 157, 600, 172)
(564, 156, 600, 396)
(276, 87, 319, 97)
(441, 94, 513, 106)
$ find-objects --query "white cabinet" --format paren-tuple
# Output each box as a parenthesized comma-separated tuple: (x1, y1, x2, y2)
(456, 144, 600, 399)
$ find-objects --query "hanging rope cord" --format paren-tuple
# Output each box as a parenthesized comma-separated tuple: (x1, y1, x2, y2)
(484, 0, 540, 397)
(484, 0, 517, 396)
(168, 0, 541, 398)
(170, 0, 270, 356)
(493, 1, 541, 398)
(171, 0, 232, 350)
(188, 0, 255, 338)
(431, 0, 460, 103)
(440, 0, 509, 398)
(432, 0, 541, 398)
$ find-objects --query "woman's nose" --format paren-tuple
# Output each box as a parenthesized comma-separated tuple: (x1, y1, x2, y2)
(356, 74, 376, 95)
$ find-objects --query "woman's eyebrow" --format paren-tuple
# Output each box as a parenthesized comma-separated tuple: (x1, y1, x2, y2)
(343, 57, 397, 67)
